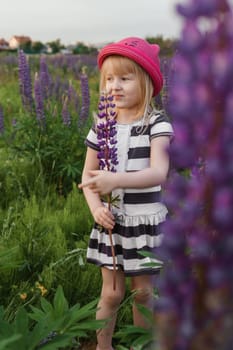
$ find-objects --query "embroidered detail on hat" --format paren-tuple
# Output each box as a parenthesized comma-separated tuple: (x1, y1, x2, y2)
(124, 40, 139, 47)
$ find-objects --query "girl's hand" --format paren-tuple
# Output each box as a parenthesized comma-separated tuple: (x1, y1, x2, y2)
(93, 206, 115, 230)
(78, 170, 117, 195)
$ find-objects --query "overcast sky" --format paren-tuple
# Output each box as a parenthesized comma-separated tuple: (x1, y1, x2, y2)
(1, 0, 182, 45)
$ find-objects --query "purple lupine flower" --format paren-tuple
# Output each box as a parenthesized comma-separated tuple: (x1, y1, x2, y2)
(12, 119, 17, 127)
(96, 92, 118, 290)
(155, 0, 233, 349)
(39, 56, 52, 99)
(67, 82, 80, 117)
(51, 76, 62, 101)
(2, 54, 18, 67)
(18, 49, 34, 112)
(61, 96, 71, 126)
(34, 74, 45, 128)
(154, 57, 173, 111)
(97, 93, 118, 172)
(161, 57, 173, 112)
(0, 105, 4, 134)
(153, 91, 163, 110)
(79, 73, 90, 125)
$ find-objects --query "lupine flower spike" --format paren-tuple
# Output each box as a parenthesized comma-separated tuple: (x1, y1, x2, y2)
(97, 92, 118, 290)
(0, 105, 4, 134)
(62, 96, 71, 127)
(18, 49, 34, 112)
(155, 0, 233, 349)
(34, 73, 46, 128)
(80, 71, 90, 125)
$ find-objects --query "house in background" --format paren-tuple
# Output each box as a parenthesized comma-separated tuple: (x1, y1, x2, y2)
(0, 38, 9, 50)
(9, 35, 31, 49)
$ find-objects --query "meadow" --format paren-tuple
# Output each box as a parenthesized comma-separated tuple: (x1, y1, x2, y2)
(0, 50, 163, 349)
(1, 2, 232, 345)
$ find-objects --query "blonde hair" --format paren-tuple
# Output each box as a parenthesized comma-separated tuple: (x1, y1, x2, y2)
(99, 55, 155, 124)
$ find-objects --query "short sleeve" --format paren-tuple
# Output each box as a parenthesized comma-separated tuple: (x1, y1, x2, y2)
(85, 124, 100, 151)
(149, 113, 174, 140)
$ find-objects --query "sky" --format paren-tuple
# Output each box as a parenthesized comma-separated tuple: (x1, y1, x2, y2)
(1, 0, 183, 45)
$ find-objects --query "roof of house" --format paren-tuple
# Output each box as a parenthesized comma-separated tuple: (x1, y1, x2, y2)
(11, 35, 31, 43)
(0, 38, 9, 45)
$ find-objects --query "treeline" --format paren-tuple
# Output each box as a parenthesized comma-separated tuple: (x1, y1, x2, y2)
(2, 36, 176, 55)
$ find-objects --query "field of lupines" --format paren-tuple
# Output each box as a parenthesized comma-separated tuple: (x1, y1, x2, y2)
(0, 0, 233, 349)
(0, 51, 106, 348)
(0, 48, 157, 349)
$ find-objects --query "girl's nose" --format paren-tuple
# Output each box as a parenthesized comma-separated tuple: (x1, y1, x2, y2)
(106, 78, 121, 93)
(111, 78, 121, 90)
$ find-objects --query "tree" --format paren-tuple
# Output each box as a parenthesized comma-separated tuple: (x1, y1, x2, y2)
(46, 39, 64, 54)
(31, 41, 45, 54)
(146, 35, 177, 56)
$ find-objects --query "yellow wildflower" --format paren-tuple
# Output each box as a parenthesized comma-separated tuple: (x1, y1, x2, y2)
(19, 292, 27, 300)
(35, 282, 48, 296)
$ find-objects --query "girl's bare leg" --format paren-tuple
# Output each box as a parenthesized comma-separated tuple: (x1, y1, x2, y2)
(96, 267, 125, 350)
(131, 274, 155, 328)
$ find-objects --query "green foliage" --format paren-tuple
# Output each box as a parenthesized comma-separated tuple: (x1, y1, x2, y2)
(0, 246, 22, 272)
(115, 304, 155, 350)
(0, 147, 50, 209)
(0, 79, 22, 120)
(0, 52, 157, 343)
(10, 111, 87, 195)
(0, 285, 104, 350)
(0, 184, 102, 317)
(1, 51, 93, 196)
(139, 251, 163, 269)
(72, 42, 98, 55)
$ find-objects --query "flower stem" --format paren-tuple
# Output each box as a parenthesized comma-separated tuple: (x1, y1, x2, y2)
(107, 194, 116, 290)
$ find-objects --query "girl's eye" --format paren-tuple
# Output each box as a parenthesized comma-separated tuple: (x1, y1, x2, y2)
(122, 75, 133, 81)
(106, 77, 113, 83)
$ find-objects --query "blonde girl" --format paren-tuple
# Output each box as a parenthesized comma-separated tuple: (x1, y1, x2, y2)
(79, 37, 173, 350)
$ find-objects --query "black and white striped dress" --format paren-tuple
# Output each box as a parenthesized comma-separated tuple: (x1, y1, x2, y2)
(85, 112, 173, 276)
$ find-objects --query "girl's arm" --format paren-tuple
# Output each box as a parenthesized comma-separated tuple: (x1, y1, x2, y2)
(81, 147, 115, 229)
(79, 136, 170, 195)
(81, 147, 102, 214)
(116, 135, 170, 188)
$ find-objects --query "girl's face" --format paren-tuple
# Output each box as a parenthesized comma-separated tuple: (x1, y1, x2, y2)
(101, 56, 144, 117)
(106, 71, 141, 112)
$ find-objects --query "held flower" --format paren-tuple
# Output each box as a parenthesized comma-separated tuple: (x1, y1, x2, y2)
(96, 92, 118, 290)
(97, 94, 118, 172)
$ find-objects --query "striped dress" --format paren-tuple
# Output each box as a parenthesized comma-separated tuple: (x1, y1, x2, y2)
(85, 112, 173, 276)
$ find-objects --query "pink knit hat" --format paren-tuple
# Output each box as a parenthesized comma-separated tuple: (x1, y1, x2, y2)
(97, 37, 163, 96)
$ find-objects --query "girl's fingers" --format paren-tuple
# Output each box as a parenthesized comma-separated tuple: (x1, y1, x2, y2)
(93, 207, 115, 230)
(103, 208, 115, 220)
(78, 179, 93, 189)
(99, 213, 115, 229)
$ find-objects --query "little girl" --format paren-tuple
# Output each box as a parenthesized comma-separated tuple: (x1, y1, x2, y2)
(79, 37, 173, 350)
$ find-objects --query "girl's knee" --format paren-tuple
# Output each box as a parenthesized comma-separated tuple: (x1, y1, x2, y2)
(101, 288, 125, 308)
(133, 287, 153, 304)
